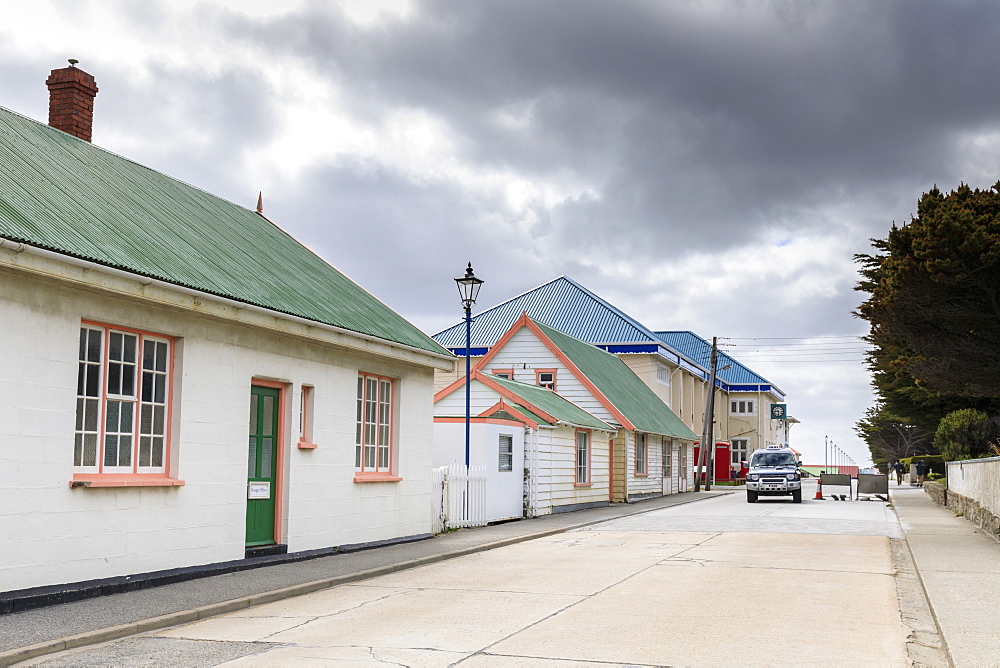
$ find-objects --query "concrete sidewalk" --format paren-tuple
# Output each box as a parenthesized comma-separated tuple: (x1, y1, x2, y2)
(0, 490, 730, 666)
(891, 483, 1000, 667)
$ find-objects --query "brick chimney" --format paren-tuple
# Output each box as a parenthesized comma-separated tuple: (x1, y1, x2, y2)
(46, 61, 98, 142)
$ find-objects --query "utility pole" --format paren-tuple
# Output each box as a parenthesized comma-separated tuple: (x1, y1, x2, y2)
(695, 337, 720, 493)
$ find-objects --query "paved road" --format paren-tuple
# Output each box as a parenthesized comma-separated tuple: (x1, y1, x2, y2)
(27, 481, 935, 667)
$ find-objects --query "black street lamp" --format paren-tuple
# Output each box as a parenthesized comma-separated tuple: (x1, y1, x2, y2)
(454, 263, 483, 468)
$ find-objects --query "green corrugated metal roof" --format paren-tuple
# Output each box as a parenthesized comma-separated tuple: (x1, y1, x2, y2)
(488, 374, 614, 431)
(532, 320, 697, 440)
(482, 408, 522, 422)
(508, 403, 551, 426)
(0, 106, 449, 358)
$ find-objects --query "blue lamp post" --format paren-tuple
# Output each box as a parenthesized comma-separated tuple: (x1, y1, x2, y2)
(454, 263, 483, 468)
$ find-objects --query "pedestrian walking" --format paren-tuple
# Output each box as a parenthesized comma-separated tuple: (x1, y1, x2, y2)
(893, 461, 905, 485)
(915, 460, 928, 487)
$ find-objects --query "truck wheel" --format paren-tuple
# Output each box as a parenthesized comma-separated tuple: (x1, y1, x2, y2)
(747, 490, 758, 503)
(792, 489, 802, 503)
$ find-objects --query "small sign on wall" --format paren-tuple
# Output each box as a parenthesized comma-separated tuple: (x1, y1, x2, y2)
(248, 481, 271, 499)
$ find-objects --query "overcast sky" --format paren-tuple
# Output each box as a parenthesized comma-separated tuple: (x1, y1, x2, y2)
(5, 0, 1000, 467)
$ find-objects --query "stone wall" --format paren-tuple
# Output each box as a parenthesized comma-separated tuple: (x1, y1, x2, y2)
(940, 489, 1000, 542)
(924, 480, 947, 506)
(928, 457, 1000, 542)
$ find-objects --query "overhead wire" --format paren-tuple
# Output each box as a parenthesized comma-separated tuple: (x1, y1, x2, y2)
(713, 334, 871, 364)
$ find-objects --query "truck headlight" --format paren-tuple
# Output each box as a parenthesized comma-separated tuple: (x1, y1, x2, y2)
(747, 474, 758, 481)
(786, 473, 799, 481)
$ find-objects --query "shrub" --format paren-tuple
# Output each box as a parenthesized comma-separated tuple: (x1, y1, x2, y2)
(900, 454, 946, 475)
(933, 409, 999, 461)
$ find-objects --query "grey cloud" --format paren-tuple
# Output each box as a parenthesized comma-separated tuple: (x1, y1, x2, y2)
(0, 54, 54, 122)
(216, 0, 1000, 264)
(266, 162, 546, 330)
(95, 62, 279, 200)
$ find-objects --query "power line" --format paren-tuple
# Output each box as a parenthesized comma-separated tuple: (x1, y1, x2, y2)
(735, 358, 868, 363)
(709, 335, 872, 364)
(724, 335, 865, 341)
(736, 350, 869, 357)
(726, 342, 869, 348)
(669, 335, 873, 365)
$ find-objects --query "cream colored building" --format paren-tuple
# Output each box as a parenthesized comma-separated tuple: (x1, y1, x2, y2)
(653, 331, 790, 468)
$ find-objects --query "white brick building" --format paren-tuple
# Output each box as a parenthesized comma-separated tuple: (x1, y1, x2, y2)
(0, 65, 453, 600)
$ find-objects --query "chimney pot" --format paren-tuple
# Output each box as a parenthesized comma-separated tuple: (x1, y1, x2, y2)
(46, 63, 98, 142)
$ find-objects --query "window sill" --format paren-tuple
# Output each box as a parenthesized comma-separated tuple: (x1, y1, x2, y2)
(353, 472, 403, 483)
(634, 473, 649, 478)
(297, 438, 318, 450)
(574, 482, 593, 487)
(70, 475, 185, 488)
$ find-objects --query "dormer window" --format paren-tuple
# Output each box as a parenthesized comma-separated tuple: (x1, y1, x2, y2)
(536, 370, 556, 391)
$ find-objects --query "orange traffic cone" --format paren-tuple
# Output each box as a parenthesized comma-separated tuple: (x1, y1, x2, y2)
(814, 480, 824, 500)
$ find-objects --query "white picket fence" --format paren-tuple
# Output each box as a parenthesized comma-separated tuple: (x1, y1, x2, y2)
(437, 464, 488, 530)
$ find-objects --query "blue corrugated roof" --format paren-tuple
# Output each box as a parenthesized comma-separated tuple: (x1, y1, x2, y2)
(432, 276, 783, 398)
(433, 277, 695, 367)
(654, 331, 783, 396)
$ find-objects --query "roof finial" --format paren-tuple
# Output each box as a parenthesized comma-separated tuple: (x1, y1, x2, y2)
(256, 191, 263, 213)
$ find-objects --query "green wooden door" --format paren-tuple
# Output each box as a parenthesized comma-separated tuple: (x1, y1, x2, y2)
(246, 385, 279, 546)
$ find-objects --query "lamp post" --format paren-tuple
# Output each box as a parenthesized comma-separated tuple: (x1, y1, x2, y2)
(454, 263, 483, 469)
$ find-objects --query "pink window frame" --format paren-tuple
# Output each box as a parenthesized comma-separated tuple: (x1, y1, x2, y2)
(297, 384, 317, 449)
(71, 320, 183, 488)
(535, 368, 557, 391)
(635, 432, 649, 477)
(491, 368, 514, 380)
(354, 372, 401, 482)
(574, 428, 593, 486)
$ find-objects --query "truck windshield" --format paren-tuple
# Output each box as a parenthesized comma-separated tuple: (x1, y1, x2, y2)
(751, 452, 797, 467)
